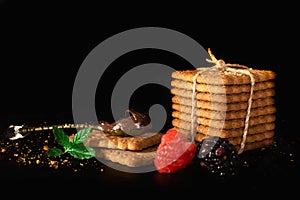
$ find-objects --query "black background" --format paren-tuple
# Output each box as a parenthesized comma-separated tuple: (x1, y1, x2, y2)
(0, 0, 299, 197)
(0, 1, 297, 127)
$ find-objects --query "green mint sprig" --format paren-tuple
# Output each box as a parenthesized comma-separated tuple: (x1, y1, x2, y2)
(47, 126, 95, 159)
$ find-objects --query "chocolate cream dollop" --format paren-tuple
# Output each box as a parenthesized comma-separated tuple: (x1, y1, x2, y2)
(98, 109, 152, 136)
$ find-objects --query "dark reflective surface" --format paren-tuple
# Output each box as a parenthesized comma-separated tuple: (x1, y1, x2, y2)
(0, 116, 299, 196)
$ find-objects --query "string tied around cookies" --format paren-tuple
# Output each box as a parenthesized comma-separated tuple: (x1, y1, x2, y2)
(205, 48, 250, 72)
(190, 48, 255, 154)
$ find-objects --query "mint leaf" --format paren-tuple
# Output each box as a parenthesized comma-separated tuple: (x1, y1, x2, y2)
(47, 147, 63, 156)
(52, 126, 71, 147)
(71, 127, 92, 144)
(47, 126, 95, 160)
(68, 144, 95, 159)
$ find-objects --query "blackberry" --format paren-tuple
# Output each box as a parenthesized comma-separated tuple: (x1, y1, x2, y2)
(194, 136, 240, 177)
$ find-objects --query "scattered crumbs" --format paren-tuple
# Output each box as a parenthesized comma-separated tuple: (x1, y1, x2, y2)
(243, 160, 250, 167)
(289, 153, 295, 162)
(43, 145, 49, 151)
(0, 130, 103, 173)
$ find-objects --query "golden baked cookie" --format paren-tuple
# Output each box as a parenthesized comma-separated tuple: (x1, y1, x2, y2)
(172, 103, 276, 119)
(83, 130, 163, 151)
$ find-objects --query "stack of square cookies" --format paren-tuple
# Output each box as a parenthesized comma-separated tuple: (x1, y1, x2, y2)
(81, 110, 164, 170)
(170, 66, 276, 154)
(83, 130, 163, 168)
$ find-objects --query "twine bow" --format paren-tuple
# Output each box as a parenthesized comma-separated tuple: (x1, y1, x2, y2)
(190, 48, 255, 154)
